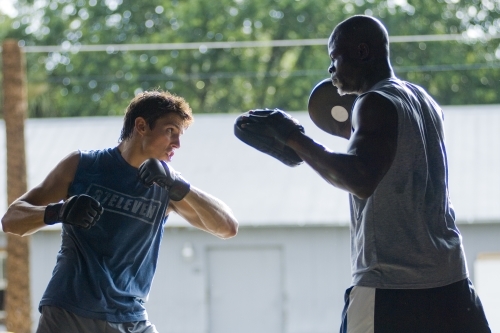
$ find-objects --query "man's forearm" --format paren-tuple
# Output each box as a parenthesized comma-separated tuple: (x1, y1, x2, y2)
(1, 200, 48, 236)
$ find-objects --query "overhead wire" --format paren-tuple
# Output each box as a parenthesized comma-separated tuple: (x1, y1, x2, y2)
(6, 33, 499, 83)
(0, 32, 498, 53)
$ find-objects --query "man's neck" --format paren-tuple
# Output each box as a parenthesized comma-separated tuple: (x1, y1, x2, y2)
(117, 140, 146, 168)
(360, 61, 394, 93)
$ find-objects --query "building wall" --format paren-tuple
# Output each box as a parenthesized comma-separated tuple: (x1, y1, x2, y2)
(459, 223, 500, 277)
(24, 222, 500, 333)
(30, 225, 352, 333)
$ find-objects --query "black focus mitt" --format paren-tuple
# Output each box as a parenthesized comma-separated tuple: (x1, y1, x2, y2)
(234, 109, 304, 167)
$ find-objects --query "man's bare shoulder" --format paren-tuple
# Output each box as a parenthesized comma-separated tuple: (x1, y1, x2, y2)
(352, 92, 397, 133)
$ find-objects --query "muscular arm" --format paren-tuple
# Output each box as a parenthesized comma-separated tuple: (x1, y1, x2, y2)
(287, 93, 398, 199)
(166, 187, 238, 239)
(1, 151, 80, 236)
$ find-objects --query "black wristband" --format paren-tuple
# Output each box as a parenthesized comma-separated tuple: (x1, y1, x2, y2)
(169, 178, 191, 201)
(44, 203, 63, 225)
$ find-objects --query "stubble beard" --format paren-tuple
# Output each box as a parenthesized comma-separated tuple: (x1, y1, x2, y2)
(336, 86, 348, 96)
(333, 80, 350, 96)
(333, 76, 358, 96)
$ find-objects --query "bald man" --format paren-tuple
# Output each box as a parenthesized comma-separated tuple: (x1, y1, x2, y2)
(260, 15, 490, 333)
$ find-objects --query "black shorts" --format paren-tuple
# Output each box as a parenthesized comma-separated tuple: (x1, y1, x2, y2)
(340, 278, 491, 333)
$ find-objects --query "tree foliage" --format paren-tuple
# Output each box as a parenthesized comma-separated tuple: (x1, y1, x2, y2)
(1, 0, 500, 118)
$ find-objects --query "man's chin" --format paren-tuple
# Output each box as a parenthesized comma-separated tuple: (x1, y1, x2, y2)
(332, 82, 348, 96)
(337, 88, 346, 96)
(336, 87, 351, 96)
(336, 86, 357, 96)
(165, 153, 174, 163)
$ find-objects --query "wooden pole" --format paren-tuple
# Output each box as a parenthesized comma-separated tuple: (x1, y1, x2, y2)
(2, 39, 32, 333)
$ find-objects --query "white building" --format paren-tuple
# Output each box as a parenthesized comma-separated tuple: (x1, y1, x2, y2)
(1, 106, 500, 332)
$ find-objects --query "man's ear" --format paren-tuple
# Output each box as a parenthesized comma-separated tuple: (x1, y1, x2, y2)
(358, 43, 370, 60)
(135, 117, 148, 136)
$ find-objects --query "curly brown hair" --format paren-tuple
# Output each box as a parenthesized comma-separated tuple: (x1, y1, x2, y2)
(119, 89, 194, 142)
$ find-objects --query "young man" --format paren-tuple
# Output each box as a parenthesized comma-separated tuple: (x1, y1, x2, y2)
(248, 15, 490, 333)
(1, 90, 238, 333)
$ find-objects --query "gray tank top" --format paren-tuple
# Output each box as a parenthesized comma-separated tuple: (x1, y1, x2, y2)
(350, 78, 468, 288)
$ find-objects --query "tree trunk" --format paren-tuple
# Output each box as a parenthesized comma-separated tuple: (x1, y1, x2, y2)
(2, 39, 32, 333)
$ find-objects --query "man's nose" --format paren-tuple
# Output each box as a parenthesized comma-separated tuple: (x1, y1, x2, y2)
(172, 136, 181, 149)
(328, 63, 335, 74)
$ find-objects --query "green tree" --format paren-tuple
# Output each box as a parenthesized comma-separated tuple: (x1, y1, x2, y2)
(2, 0, 500, 118)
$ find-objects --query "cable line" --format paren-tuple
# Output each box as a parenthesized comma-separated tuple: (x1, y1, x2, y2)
(0, 33, 498, 53)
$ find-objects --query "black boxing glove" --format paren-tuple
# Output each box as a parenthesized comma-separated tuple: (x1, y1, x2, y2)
(244, 108, 304, 145)
(138, 158, 191, 201)
(44, 194, 104, 229)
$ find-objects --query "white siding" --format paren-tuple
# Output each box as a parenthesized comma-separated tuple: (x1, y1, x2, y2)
(2, 105, 500, 225)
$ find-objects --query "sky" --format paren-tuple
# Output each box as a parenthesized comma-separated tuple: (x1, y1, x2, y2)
(0, 0, 17, 17)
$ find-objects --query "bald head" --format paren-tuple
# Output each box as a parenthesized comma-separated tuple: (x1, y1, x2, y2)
(327, 15, 394, 95)
(330, 15, 389, 59)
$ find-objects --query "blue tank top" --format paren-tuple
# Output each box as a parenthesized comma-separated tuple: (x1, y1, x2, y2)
(349, 78, 468, 288)
(39, 147, 169, 322)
